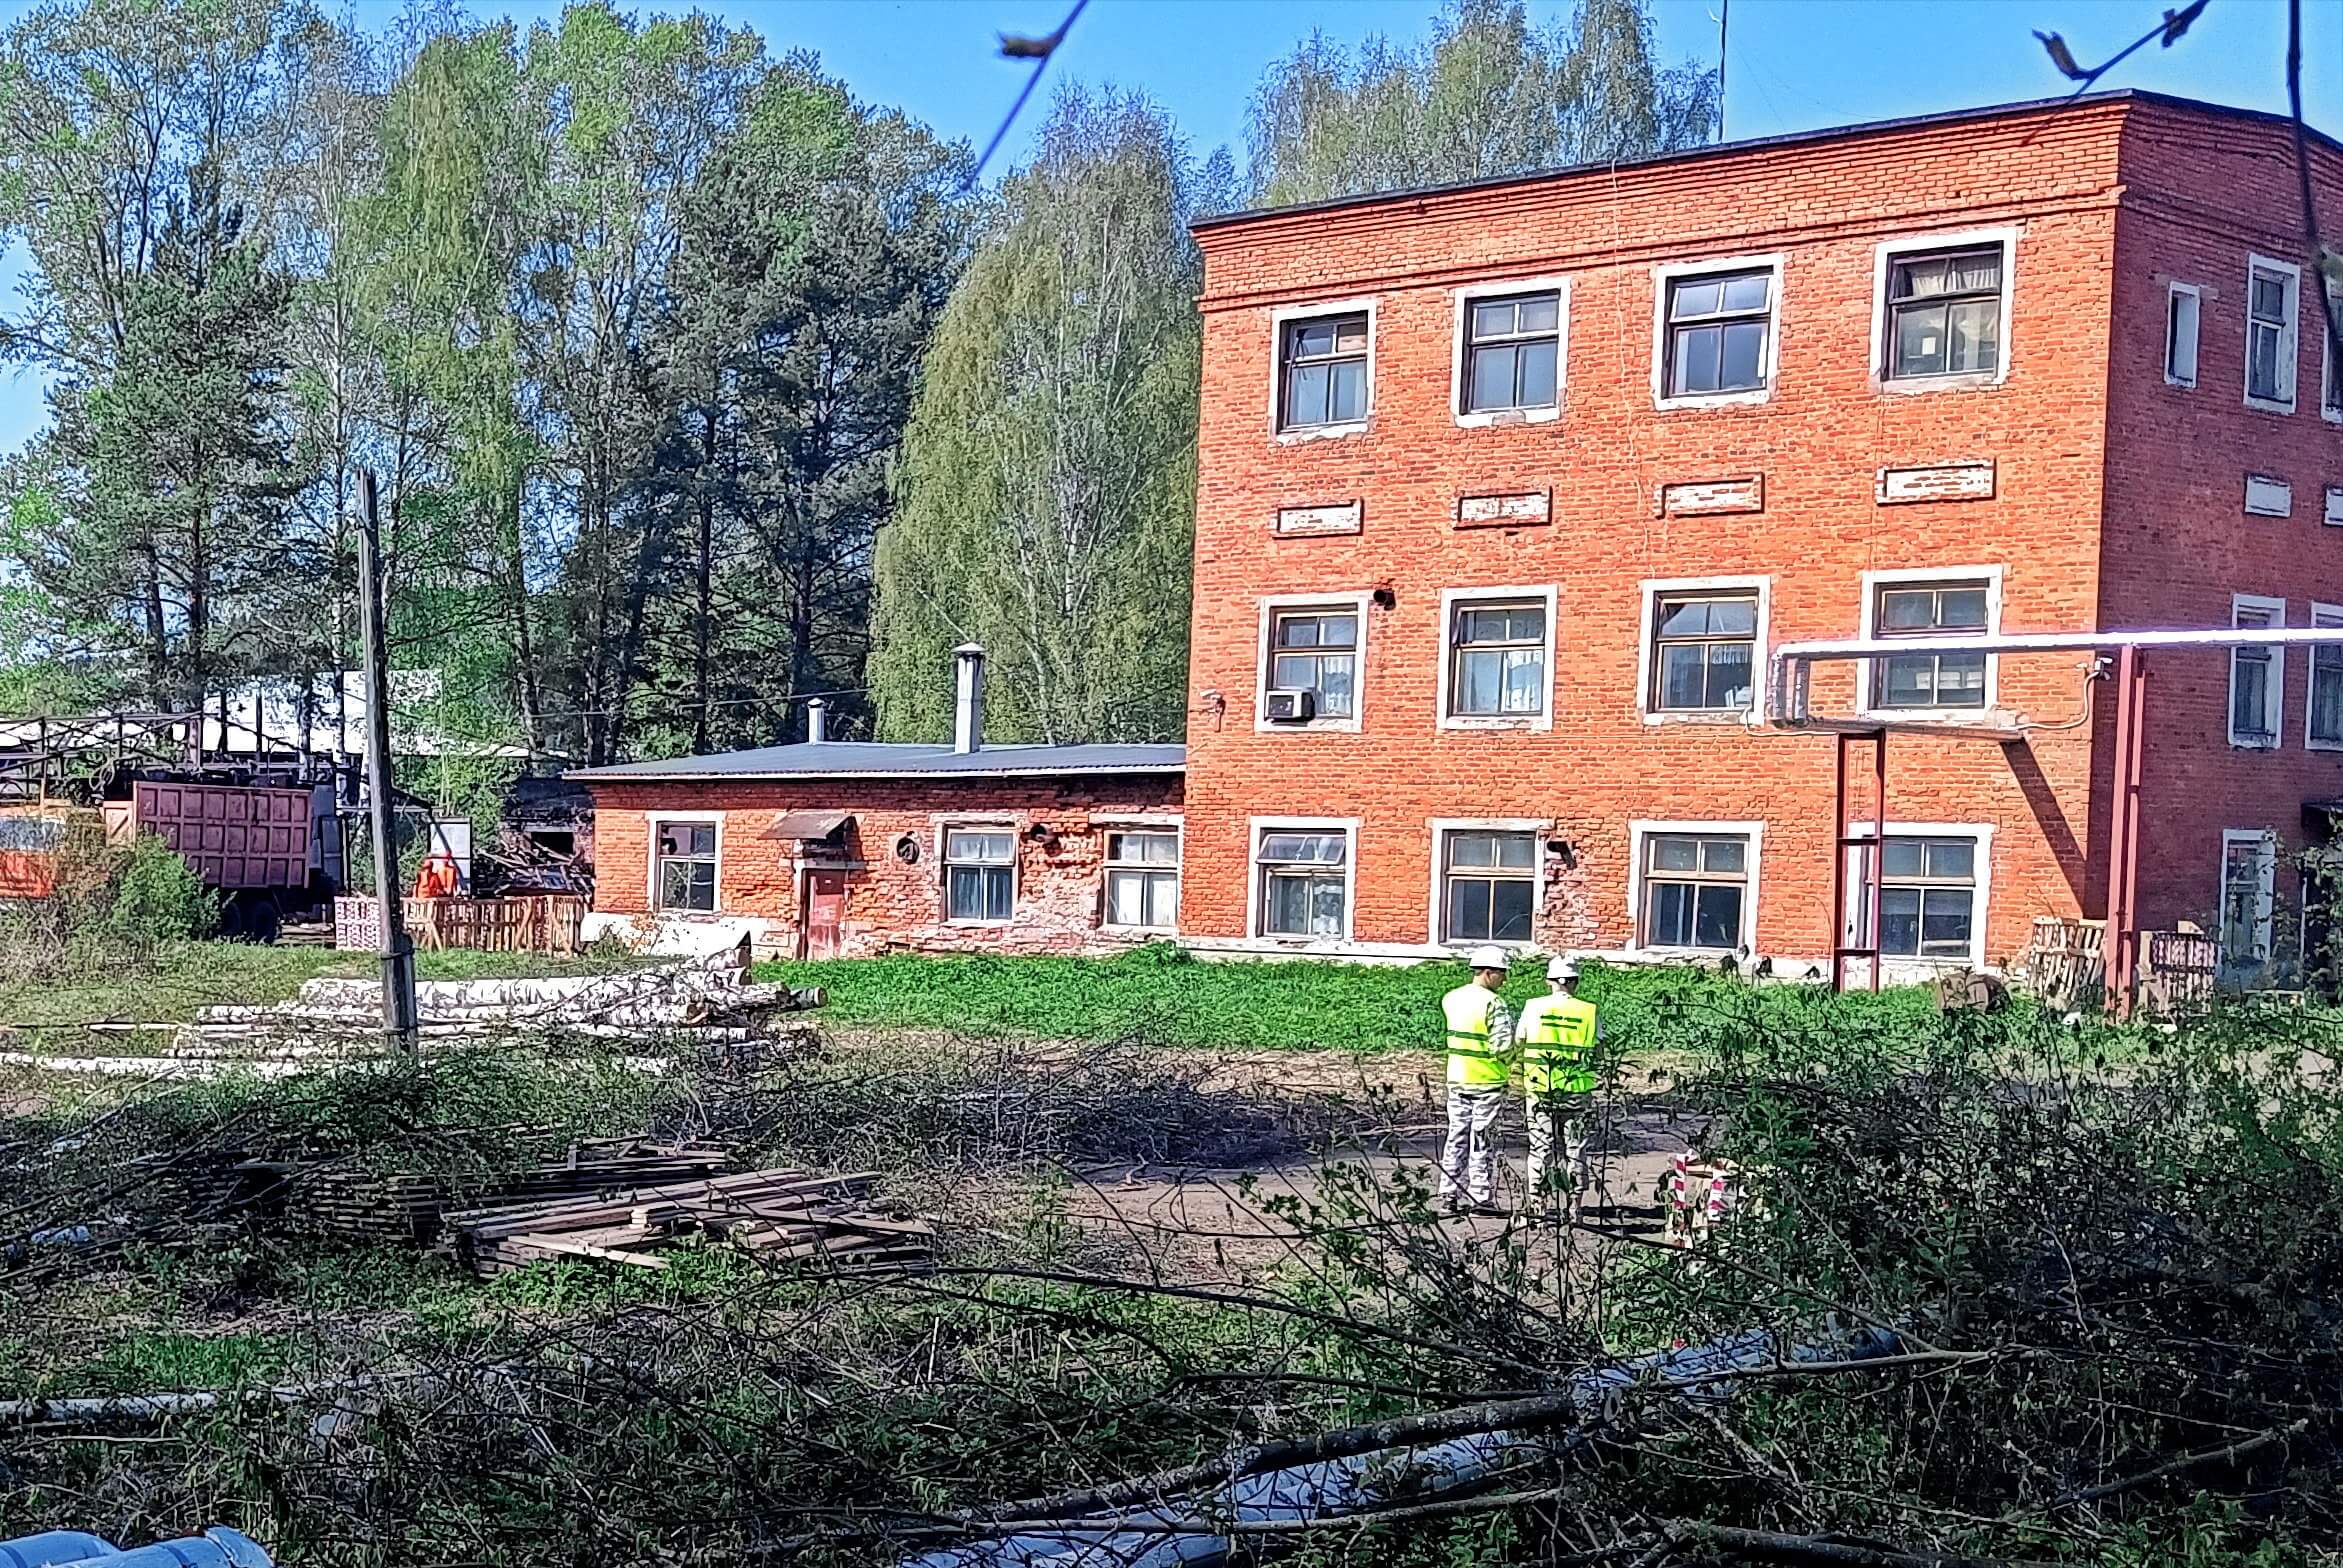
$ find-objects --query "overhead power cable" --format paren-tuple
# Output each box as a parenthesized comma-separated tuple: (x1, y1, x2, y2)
(966, 0, 1091, 189)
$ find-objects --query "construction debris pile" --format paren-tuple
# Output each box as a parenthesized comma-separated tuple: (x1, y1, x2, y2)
(445, 1167, 931, 1274)
(28, 952, 820, 1076)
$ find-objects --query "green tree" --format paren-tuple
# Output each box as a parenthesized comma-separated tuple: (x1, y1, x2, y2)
(1247, 0, 1719, 208)
(627, 61, 966, 755)
(871, 87, 1203, 746)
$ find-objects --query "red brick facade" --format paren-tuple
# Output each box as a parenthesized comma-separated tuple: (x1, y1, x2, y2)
(1181, 92, 2343, 972)
(585, 775, 1183, 959)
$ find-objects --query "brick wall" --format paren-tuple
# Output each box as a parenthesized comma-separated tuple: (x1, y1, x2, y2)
(584, 774, 1184, 959)
(2098, 100, 2343, 942)
(1185, 98, 2145, 967)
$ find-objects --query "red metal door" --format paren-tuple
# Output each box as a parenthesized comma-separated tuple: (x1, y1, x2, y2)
(803, 868, 848, 960)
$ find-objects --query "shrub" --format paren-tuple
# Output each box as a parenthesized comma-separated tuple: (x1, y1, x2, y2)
(104, 830, 217, 943)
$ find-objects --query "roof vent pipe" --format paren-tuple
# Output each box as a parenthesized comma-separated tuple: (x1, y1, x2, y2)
(952, 643, 986, 754)
(805, 698, 827, 745)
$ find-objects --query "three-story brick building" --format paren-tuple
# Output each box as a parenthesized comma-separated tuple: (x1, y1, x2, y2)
(1178, 88, 2343, 976)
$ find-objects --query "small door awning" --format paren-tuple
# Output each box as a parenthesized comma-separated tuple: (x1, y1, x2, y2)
(762, 810, 853, 843)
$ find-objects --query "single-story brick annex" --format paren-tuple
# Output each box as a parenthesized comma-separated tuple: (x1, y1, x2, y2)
(573, 648, 1186, 960)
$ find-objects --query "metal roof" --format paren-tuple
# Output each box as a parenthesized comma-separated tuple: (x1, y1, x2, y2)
(568, 741, 1185, 784)
(1193, 89, 2339, 233)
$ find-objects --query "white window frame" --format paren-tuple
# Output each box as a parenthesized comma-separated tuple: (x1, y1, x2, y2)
(1842, 821, 1994, 970)
(1428, 817, 1544, 949)
(2164, 281, 2201, 390)
(646, 812, 722, 915)
(2218, 827, 2278, 967)
(1247, 815, 1359, 944)
(1626, 820, 1764, 956)
(1636, 574, 1772, 725)
(2243, 253, 2300, 414)
(1869, 226, 2018, 393)
(1435, 584, 1558, 731)
(1099, 818, 1182, 935)
(1650, 253, 1785, 410)
(1452, 275, 1569, 428)
(1268, 296, 1377, 443)
(1855, 565, 2005, 720)
(2308, 603, 2343, 751)
(1256, 590, 1372, 734)
(2228, 592, 2286, 751)
(935, 815, 1019, 927)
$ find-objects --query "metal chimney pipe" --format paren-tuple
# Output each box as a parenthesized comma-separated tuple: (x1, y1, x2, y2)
(952, 643, 986, 754)
(805, 698, 827, 745)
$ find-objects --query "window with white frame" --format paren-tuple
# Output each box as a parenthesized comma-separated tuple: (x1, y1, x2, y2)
(1661, 267, 1774, 399)
(2229, 595, 2285, 748)
(2165, 282, 2200, 389)
(943, 825, 1015, 922)
(1103, 828, 1179, 931)
(1884, 245, 2004, 380)
(1870, 580, 1990, 710)
(1639, 831, 1750, 950)
(2311, 605, 2343, 748)
(2220, 830, 2277, 966)
(1649, 589, 1759, 713)
(1461, 289, 1561, 414)
(1278, 312, 1369, 431)
(1870, 837, 1978, 960)
(1440, 829, 1536, 944)
(652, 821, 717, 912)
(1255, 826, 1349, 939)
(2321, 284, 2343, 420)
(1445, 596, 1548, 720)
(1267, 605, 1359, 720)
(2245, 256, 2299, 411)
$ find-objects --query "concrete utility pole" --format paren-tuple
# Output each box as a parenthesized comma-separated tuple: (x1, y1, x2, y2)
(355, 468, 418, 1054)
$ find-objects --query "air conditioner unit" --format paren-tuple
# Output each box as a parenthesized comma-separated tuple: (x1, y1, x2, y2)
(1264, 688, 1317, 723)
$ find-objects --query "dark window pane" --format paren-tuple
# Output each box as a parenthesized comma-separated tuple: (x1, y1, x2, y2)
(1719, 320, 1765, 388)
(1709, 598, 1757, 637)
(1490, 879, 1535, 941)
(1919, 890, 1972, 953)
(1701, 838, 1746, 874)
(1518, 293, 1558, 332)
(1894, 305, 1946, 376)
(1671, 278, 1721, 318)
(1458, 649, 1501, 714)
(1314, 659, 1353, 716)
(1938, 589, 1989, 629)
(1706, 644, 1752, 707)
(1926, 840, 1974, 879)
(1659, 645, 1707, 709)
(1328, 360, 1365, 422)
(1882, 656, 1936, 706)
(1651, 836, 1698, 872)
(1882, 839, 1924, 877)
(1937, 654, 1988, 705)
(1692, 885, 1742, 947)
(1648, 882, 1692, 945)
(1948, 299, 1998, 372)
(1285, 361, 1328, 425)
(1517, 338, 1558, 405)
(1880, 590, 1938, 631)
(1879, 887, 1922, 954)
(1472, 300, 1515, 338)
(1721, 272, 1770, 312)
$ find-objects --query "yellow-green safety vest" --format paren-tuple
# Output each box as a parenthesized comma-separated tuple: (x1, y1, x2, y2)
(1520, 994, 1598, 1096)
(1442, 983, 1510, 1087)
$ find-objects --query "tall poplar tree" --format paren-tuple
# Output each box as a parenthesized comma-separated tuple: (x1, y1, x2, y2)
(1247, 0, 1719, 207)
(870, 88, 1207, 746)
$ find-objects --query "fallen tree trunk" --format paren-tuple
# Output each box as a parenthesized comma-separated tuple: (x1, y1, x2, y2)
(894, 1326, 1908, 1568)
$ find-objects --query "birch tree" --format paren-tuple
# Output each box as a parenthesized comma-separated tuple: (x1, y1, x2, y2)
(870, 88, 1203, 746)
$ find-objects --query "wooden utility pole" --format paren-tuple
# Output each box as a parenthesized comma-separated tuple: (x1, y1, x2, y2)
(355, 468, 418, 1053)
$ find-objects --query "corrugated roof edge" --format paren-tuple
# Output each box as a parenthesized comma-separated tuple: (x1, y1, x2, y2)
(1192, 89, 2341, 234)
(565, 742, 1186, 784)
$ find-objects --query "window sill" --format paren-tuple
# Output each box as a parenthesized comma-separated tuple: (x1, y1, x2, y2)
(2228, 737, 2281, 752)
(1628, 943, 1746, 961)
(1852, 707, 2009, 728)
(1876, 370, 2005, 396)
(1273, 420, 1369, 445)
(1438, 713, 1551, 732)
(944, 917, 1015, 928)
(1653, 387, 1771, 412)
(2244, 395, 2298, 416)
(1454, 405, 1562, 430)
(1641, 709, 1759, 727)
(1102, 924, 1178, 938)
(1254, 718, 1363, 735)
(652, 907, 724, 919)
(2306, 736, 2343, 752)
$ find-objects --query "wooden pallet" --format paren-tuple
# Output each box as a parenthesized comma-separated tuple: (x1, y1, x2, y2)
(444, 1167, 932, 1276)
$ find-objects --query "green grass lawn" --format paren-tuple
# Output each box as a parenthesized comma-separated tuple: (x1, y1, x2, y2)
(0, 941, 648, 1033)
(756, 945, 1961, 1056)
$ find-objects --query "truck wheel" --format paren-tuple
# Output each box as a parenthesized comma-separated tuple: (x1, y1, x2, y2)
(246, 894, 283, 945)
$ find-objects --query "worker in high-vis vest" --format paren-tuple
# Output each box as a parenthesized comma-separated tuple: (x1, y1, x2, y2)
(1438, 945, 1517, 1212)
(1518, 955, 1601, 1207)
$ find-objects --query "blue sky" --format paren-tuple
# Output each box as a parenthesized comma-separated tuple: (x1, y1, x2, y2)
(1, 0, 2339, 453)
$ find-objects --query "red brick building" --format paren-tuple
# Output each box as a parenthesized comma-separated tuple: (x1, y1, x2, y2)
(1180, 89, 2343, 978)
(574, 651, 1184, 959)
(582, 90, 2343, 978)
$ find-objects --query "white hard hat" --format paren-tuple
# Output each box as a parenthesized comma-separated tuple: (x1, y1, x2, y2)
(1466, 945, 1511, 972)
(1546, 955, 1579, 981)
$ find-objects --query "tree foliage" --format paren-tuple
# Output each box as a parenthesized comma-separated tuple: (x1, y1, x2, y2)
(1247, 0, 1720, 208)
(872, 88, 1207, 746)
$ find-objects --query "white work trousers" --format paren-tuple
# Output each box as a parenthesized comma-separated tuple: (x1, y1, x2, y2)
(1526, 1089, 1593, 1204)
(1439, 1085, 1506, 1206)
